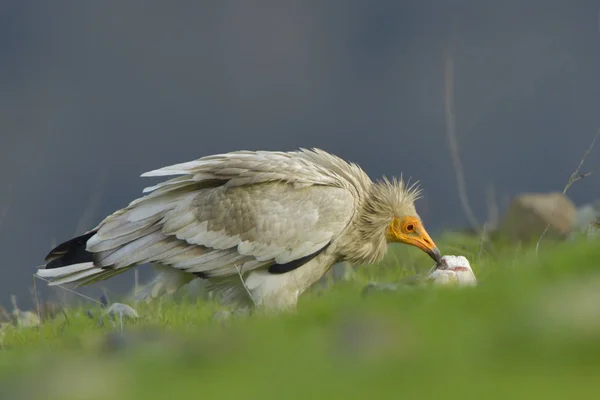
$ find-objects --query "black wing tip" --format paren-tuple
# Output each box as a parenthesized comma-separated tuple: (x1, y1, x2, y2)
(44, 230, 98, 269)
(268, 242, 331, 274)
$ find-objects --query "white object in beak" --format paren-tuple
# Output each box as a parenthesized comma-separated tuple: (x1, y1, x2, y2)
(427, 255, 477, 287)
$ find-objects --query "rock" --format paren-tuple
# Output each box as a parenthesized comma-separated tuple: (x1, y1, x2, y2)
(497, 192, 576, 242)
(103, 303, 139, 332)
(105, 303, 139, 320)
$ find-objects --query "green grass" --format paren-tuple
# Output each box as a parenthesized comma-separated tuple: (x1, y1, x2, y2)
(2, 234, 600, 400)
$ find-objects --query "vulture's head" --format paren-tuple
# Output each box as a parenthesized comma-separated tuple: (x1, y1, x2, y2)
(362, 177, 441, 263)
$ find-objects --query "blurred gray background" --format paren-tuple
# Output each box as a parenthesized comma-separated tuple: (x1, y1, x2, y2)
(1, 1, 600, 307)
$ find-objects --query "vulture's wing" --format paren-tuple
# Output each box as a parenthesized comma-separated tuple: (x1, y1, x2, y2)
(40, 150, 358, 286)
(138, 149, 358, 191)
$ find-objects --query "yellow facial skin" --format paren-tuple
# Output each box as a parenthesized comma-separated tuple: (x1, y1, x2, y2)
(386, 216, 442, 263)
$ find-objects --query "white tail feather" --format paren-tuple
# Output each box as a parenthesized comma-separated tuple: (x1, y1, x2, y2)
(35, 262, 110, 286)
(47, 267, 106, 286)
(36, 262, 96, 278)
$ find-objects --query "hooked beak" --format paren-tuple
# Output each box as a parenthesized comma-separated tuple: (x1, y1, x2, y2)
(426, 246, 443, 264)
(387, 218, 442, 263)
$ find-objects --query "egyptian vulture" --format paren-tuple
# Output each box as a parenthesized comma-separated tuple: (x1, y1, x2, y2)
(37, 149, 441, 311)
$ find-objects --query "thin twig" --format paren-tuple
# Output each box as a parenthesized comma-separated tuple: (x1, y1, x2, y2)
(477, 223, 488, 265)
(485, 184, 499, 230)
(235, 265, 258, 308)
(444, 43, 479, 232)
(10, 295, 21, 329)
(60, 308, 70, 331)
(34, 275, 103, 306)
(535, 128, 600, 254)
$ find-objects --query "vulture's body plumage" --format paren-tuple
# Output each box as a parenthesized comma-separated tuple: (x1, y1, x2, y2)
(37, 149, 440, 311)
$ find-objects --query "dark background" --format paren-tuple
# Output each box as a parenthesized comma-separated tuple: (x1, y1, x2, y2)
(1, 1, 599, 308)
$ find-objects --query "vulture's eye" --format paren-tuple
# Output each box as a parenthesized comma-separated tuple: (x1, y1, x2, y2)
(406, 224, 414, 232)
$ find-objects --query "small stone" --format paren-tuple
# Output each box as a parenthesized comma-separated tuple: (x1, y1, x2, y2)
(362, 282, 399, 297)
(105, 303, 139, 320)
